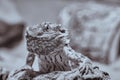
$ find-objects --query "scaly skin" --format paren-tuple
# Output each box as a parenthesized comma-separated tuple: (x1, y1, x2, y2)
(25, 22, 93, 75)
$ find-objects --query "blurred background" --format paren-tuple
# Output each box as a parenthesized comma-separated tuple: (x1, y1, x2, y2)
(0, 0, 120, 80)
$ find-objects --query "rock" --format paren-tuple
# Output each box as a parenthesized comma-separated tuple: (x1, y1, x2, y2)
(0, 21, 25, 48)
(33, 68, 110, 80)
(0, 0, 25, 48)
(8, 68, 110, 80)
(59, 2, 120, 64)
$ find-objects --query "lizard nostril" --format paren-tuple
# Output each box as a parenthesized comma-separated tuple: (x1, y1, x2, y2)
(65, 44, 68, 46)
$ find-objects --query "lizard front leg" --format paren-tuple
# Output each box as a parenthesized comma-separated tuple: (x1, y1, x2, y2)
(8, 52, 44, 80)
(63, 45, 94, 76)
(26, 52, 35, 67)
(11, 52, 35, 76)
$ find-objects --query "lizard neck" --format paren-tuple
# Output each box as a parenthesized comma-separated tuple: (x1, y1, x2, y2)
(47, 44, 65, 54)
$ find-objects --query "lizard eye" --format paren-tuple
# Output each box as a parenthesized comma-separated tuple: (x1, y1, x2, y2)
(42, 25, 49, 31)
(46, 26, 49, 30)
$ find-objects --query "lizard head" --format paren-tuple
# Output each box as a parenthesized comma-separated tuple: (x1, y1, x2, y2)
(26, 22, 70, 55)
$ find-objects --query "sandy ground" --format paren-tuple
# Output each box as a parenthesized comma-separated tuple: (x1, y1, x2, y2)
(0, 0, 120, 80)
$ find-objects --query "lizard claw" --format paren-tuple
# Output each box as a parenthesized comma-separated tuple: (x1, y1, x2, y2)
(102, 71, 110, 80)
(79, 63, 94, 76)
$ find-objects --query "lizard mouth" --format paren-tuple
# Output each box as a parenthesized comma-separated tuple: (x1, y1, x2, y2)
(37, 33, 59, 41)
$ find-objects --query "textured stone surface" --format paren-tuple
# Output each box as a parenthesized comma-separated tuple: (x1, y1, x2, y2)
(0, 21, 25, 48)
(59, 2, 120, 64)
(0, 0, 25, 48)
(33, 68, 109, 80)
